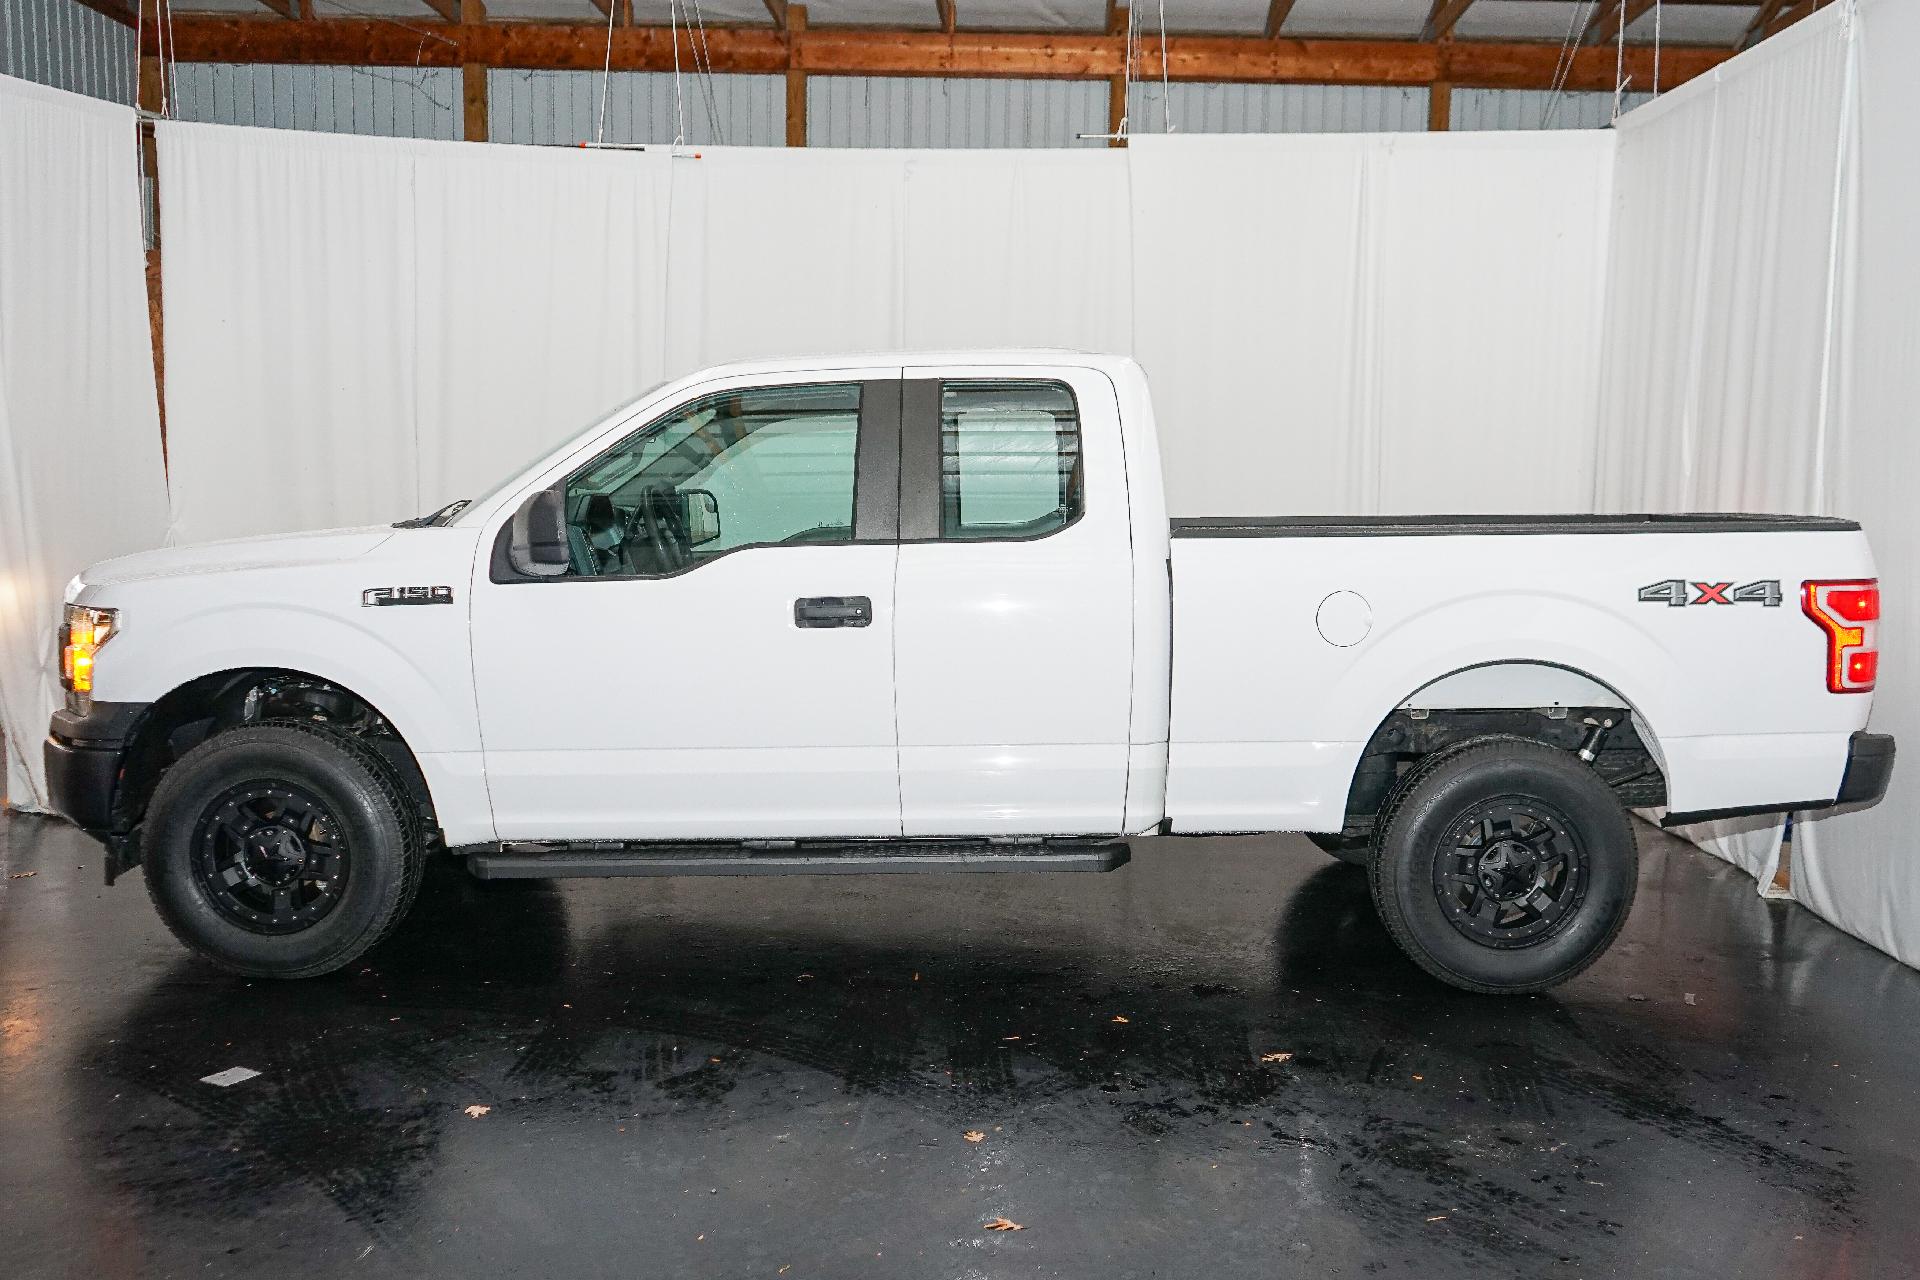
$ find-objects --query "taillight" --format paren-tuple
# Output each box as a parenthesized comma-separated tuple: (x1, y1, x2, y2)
(1803, 579, 1879, 693)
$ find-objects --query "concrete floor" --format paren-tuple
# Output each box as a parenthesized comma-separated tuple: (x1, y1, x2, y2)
(1, 814, 1917, 1279)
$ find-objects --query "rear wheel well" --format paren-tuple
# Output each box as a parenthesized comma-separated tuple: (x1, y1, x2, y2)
(1330, 706, 1666, 846)
(115, 669, 440, 853)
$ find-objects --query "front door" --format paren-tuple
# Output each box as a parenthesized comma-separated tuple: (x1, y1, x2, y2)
(469, 373, 904, 842)
(891, 365, 1137, 837)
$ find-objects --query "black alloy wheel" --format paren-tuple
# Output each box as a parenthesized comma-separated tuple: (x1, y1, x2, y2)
(193, 781, 351, 935)
(1431, 798, 1589, 949)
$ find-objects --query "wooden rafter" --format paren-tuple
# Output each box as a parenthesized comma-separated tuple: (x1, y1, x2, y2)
(147, 18, 1731, 93)
(1582, 0, 1657, 47)
(70, 0, 136, 26)
(1742, 0, 1792, 44)
(1421, 0, 1475, 44)
(1263, 0, 1298, 41)
(420, 0, 459, 20)
(763, 0, 788, 31)
(588, 0, 634, 26)
(937, 0, 956, 35)
(255, 0, 301, 18)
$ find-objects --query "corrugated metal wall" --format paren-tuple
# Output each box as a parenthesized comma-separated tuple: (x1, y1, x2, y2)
(0, 0, 133, 104)
(489, 70, 783, 147)
(809, 77, 1107, 148)
(171, 64, 461, 140)
(1454, 88, 1656, 131)
(1127, 82, 1430, 135)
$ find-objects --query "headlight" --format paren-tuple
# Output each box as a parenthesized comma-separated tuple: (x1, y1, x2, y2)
(60, 605, 117, 695)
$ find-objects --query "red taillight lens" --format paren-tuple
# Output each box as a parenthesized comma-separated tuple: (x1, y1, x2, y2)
(1803, 579, 1879, 693)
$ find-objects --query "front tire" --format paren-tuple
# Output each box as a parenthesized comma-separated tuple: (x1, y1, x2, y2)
(142, 721, 424, 979)
(1369, 737, 1637, 994)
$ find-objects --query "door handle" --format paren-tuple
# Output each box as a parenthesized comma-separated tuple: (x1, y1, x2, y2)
(793, 596, 873, 629)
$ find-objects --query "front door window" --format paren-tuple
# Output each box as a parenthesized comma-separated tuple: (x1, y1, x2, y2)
(564, 383, 863, 576)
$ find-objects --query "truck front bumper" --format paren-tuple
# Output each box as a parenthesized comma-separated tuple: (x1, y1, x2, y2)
(1662, 730, 1896, 827)
(43, 700, 148, 883)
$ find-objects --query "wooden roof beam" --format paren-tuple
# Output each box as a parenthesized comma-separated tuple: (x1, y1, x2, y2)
(588, 0, 634, 26)
(937, 0, 956, 35)
(1421, 0, 1475, 43)
(71, 0, 136, 25)
(1740, 0, 1791, 45)
(1264, 0, 1298, 41)
(149, 18, 1731, 93)
(763, 0, 787, 31)
(1582, 0, 1657, 47)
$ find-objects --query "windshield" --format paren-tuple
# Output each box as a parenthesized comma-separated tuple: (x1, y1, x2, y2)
(430, 383, 669, 526)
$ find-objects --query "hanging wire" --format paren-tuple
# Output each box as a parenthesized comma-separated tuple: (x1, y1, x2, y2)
(687, 0, 726, 144)
(1540, 0, 1594, 129)
(670, 0, 687, 146)
(1157, 0, 1172, 133)
(595, 0, 616, 145)
(1653, 0, 1663, 97)
(1612, 0, 1630, 120)
(163, 0, 179, 117)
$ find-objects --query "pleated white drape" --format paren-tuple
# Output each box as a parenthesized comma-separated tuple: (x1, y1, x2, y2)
(1130, 131, 1614, 517)
(0, 76, 169, 809)
(156, 126, 1614, 536)
(1596, 8, 1854, 888)
(1597, 0, 1920, 967)
(157, 127, 676, 543)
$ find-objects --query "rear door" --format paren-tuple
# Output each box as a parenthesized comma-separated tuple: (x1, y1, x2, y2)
(891, 364, 1136, 836)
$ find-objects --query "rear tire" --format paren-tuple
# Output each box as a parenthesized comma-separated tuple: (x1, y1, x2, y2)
(1369, 737, 1637, 994)
(142, 721, 424, 979)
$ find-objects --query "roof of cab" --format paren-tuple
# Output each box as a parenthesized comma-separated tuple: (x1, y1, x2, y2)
(681, 350, 1138, 380)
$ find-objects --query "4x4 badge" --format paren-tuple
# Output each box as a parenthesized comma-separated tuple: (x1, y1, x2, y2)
(1637, 579, 1782, 608)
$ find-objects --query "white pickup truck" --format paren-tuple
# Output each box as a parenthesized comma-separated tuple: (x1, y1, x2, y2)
(45, 352, 1893, 993)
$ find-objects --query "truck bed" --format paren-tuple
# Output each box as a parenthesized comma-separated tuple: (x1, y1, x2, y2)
(1172, 513, 1861, 538)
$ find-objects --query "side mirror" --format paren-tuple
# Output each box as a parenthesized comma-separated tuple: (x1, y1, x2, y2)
(680, 489, 721, 547)
(509, 487, 570, 577)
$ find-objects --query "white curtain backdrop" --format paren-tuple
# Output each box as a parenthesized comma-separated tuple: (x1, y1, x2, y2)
(1596, 6, 1854, 887)
(1597, 0, 1920, 968)
(0, 76, 169, 810)
(159, 128, 1608, 535)
(1793, 0, 1920, 967)
(1132, 131, 1614, 516)
(157, 125, 676, 543)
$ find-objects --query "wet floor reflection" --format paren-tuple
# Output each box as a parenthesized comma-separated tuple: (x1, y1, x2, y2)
(2, 819, 1913, 1278)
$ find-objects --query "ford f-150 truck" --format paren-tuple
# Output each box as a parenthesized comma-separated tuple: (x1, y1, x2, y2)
(44, 352, 1895, 993)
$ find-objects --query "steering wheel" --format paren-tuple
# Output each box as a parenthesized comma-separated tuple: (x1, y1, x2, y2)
(629, 485, 693, 573)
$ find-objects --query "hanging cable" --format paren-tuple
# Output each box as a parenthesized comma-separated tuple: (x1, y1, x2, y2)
(162, 0, 178, 118)
(1540, 0, 1593, 129)
(1157, 0, 1172, 133)
(1612, 0, 1629, 121)
(670, 0, 687, 146)
(1653, 0, 1663, 97)
(595, 0, 616, 146)
(688, 0, 725, 145)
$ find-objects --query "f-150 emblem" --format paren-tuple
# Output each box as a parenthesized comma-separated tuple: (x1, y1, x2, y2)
(362, 586, 454, 607)
(1637, 579, 1782, 607)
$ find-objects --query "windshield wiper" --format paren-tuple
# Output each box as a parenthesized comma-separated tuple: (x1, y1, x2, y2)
(393, 499, 470, 529)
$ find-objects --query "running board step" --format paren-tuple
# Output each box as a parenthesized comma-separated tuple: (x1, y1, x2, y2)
(461, 839, 1131, 880)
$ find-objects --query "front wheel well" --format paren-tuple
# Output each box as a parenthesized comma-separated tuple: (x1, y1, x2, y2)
(114, 668, 441, 854)
(1331, 706, 1667, 844)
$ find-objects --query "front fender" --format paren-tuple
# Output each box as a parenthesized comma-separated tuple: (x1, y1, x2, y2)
(90, 601, 481, 756)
